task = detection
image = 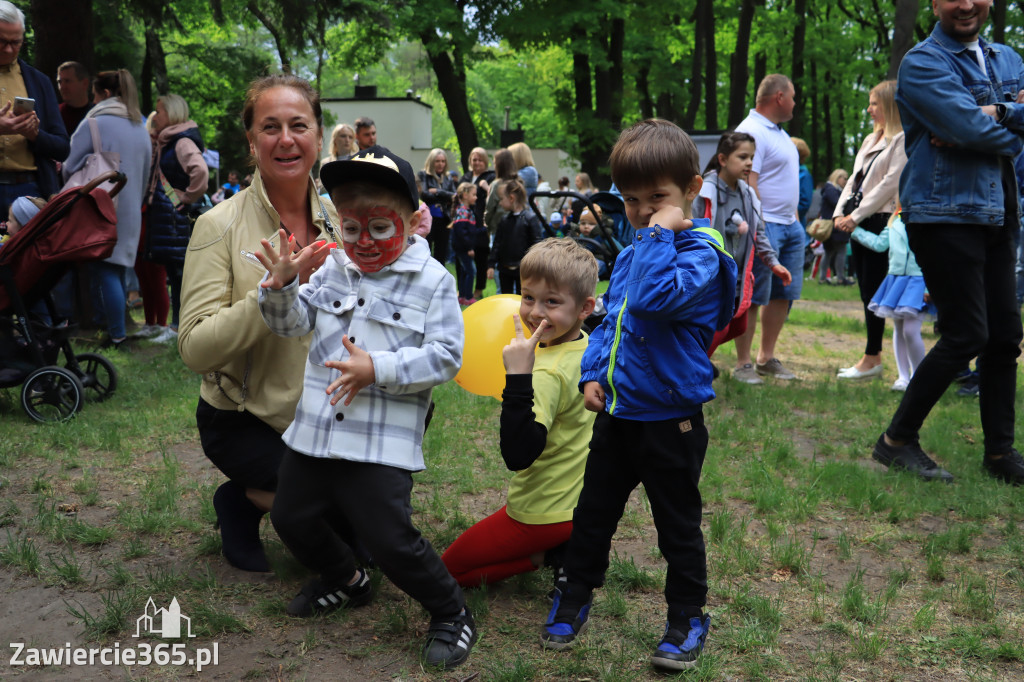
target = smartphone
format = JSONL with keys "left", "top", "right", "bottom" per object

{"left": 12, "top": 96, "right": 34, "bottom": 115}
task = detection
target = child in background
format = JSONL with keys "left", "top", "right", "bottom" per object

{"left": 539, "top": 119, "right": 737, "bottom": 672}
{"left": 443, "top": 238, "right": 598, "bottom": 589}
{"left": 549, "top": 211, "right": 564, "bottom": 236}
{"left": 255, "top": 146, "right": 476, "bottom": 671}
{"left": 0, "top": 196, "right": 44, "bottom": 247}
{"left": 451, "top": 182, "right": 481, "bottom": 305}
{"left": 851, "top": 208, "right": 933, "bottom": 392}
{"left": 693, "top": 132, "right": 790, "bottom": 371}
{"left": 576, "top": 206, "right": 609, "bottom": 277}
{"left": 488, "top": 178, "right": 544, "bottom": 295}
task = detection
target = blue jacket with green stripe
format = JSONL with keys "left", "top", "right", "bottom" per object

{"left": 580, "top": 218, "right": 737, "bottom": 420}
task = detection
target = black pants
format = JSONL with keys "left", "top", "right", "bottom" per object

{"left": 888, "top": 223, "right": 1022, "bottom": 455}
{"left": 271, "top": 449, "right": 464, "bottom": 619}
{"left": 498, "top": 267, "right": 521, "bottom": 295}
{"left": 196, "top": 398, "right": 284, "bottom": 492}
{"left": 564, "top": 410, "right": 709, "bottom": 610}
{"left": 850, "top": 213, "right": 890, "bottom": 355}
{"left": 427, "top": 216, "right": 450, "bottom": 265}
{"left": 473, "top": 235, "right": 490, "bottom": 292}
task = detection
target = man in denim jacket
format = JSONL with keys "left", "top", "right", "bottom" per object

{"left": 871, "top": 0, "right": 1024, "bottom": 484}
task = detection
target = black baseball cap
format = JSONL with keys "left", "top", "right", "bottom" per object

{"left": 320, "top": 145, "right": 419, "bottom": 212}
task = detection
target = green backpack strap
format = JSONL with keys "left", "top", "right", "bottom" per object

{"left": 693, "top": 226, "right": 734, "bottom": 260}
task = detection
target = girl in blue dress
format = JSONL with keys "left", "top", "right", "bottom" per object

{"left": 851, "top": 209, "right": 935, "bottom": 391}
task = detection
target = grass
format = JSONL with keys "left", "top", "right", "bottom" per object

{"left": 1, "top": 279, "right": 1023, "bottom": 679}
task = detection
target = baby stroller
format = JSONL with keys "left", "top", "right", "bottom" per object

{"left": 0, "top": 171, "right": 125, "bottom": 422}
{"left": 529, "top": 189, "right": 623, "bottom": 280}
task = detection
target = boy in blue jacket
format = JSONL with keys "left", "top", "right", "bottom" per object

{"left": 539, "top": 119, "right": 737, "bottom": 672}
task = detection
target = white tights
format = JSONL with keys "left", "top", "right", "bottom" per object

{"left": 892, "top": 316, "right": 926, "bottom": 384}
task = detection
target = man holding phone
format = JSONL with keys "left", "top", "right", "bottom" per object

{"left": 0, "top": 0, "right": 68, "bottom": 216}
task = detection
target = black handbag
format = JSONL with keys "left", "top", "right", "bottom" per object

{"left": 842, "top": 150, "right": 880, "bottom": 216}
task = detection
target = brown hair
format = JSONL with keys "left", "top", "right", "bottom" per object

{"left": 241, "top": 73, "right": 323, "bottom": 133}
{"left": 520, "top": 238, "right": 599, "bottom": 305}
{"left": 58, "top": 61, "right": 88, "bottom": 81}
{"left": 94, "top": 69, "right": 142, "bottom": 123}
{"left": 609, "top": 119, "right": 699, "bottom": 192}
{"left": 501, "top": 177, "right": 527, "bottom": 210}
{"left": 790, "top": 137, "right": 810, "bottom": 163}
{"left": 493, "top": 148, "right": 517, "bottom": 181}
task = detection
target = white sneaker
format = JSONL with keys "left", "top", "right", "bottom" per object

{"left": 151, "top": 327, "right": 179, "bottom": 344}
{"left": 891, "top": 377, "right": 909, "bottom": 392}
{"left": 134, "top": 325, "right": 163, "bottom": 338}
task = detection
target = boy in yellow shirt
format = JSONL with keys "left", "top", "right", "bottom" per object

{"left": 442, "top": 238, "right": 597, "bottom": 589}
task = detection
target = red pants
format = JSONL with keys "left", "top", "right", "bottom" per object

{"left": 134, "top": 256, "right": 168, "bottom": 326}
{"left": 441, "top": 505, "right": 572, "bottom": 588}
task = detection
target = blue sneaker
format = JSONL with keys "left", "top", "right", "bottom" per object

{"left": 650, "top": 614, "right": 711, "bottom": 671}
{"left": 540, "top": 584, "right": 592, "bottom": 650}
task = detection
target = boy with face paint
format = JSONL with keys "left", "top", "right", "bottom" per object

{"left": 255, "top": 146, "right": 476, "bottom": 671}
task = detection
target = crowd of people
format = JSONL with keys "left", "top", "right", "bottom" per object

{"left": 5, "top": 0, "right": 1023, "bottom": 674}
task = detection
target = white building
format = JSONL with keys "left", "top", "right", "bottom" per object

{"left": 320, "top": 94, "right": 576, "bottom": 184}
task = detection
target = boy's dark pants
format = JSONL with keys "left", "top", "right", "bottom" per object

{"left": 271, "top": 449, "right": 465, "bottom": 619}
{"left": 564, "top": 410, "right": 709, "bottom": 611}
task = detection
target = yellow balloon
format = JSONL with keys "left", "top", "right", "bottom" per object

{"left": 455, "top": 294, "right": 527, "bottom": 399}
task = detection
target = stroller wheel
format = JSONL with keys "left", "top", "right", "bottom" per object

{"left": 70, "top": 353, "right": 118, "bottom": 402}
{"left": 21, "top": 366, "right": 85, "bottom": 423}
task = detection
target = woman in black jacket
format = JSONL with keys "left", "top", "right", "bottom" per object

{"left": 487, "top": 178, "right": 543, "bottom": 295}
{"left": 418, "top": 148, "right": 457, "bottom": 265}
{"left": 459, "top": 147, "right": 495, "bottom": 299}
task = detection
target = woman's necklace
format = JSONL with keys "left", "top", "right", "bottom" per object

{"left": 280, "top": 221, "right": 311, "bottom": 252}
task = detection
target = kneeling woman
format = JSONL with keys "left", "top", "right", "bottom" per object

{"left": 178, "top": 74, "right": 335, "bottom": 571}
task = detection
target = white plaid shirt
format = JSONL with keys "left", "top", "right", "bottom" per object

{"left": 258, "top": 236, "right": 464, "bottom": 471}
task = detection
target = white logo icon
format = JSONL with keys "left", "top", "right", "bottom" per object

{"left": 134, "top": 597, "right": 195, "bottom": 639}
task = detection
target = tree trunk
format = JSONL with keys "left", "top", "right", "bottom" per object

{"left": 637, "top": 63, "right": 653, "bottom": 121}
{"left": 419, "top": 32, "right": 478, "bottom": 171}
{"left": 314, "top": 9, "right": 326, "bottom": 92}
{"left": 702, "top": 0, "right": 717, "bottom": 130}
{"left": 887, "top": 0, "right": 919, "bottom": 79}
{"left": 991, "top": 0, "right": 1006, "bottom": 44}
{"left": 144, "top": 22, "right": 168, "bottom": 99}
{"left": 248, "top": 1, "right": 290, "bottom": 71}
{"left": 728, "top": 0, "right": 756, "bottom": 128}
{"left": 655, "top": 92, "right": 676, "bottom": 123}
{"left": 753, "top": 52, "right": 766, "bottom": 99}
{"left": 810, "top": 59, "right": 819, "bottom": 179}
{"left": 682, "top": 0, "right": 705, "bottom": 129}
{"left": 789, "top": 0, "right": 807, "bottom": 137}
{"left": 607, "top": 17, "right": 624, "bottom": 134}
{"left": 29, "top": 0, "right": 93, "bottom": 91}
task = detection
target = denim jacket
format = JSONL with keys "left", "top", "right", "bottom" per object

{"left": 895, "top": 24, "right": 1024, "bottom": 227}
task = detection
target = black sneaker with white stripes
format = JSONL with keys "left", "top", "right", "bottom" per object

{"left": 422, "top": 606, "right": 477, "bottom": 670}
{"left": 286, "top": 568, "right": 372, "bottom": 617}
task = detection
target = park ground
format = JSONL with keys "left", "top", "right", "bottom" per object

{"left": 1, "top": 278, "right": 1023, "bottom": 681}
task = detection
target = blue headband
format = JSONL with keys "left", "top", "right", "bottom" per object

{"left": 11, "top": 197, "right": 40, "bottom": 228}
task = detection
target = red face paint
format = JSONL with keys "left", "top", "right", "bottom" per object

{"left": 339, "top": 206, "right": 407, "bottom": 272}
